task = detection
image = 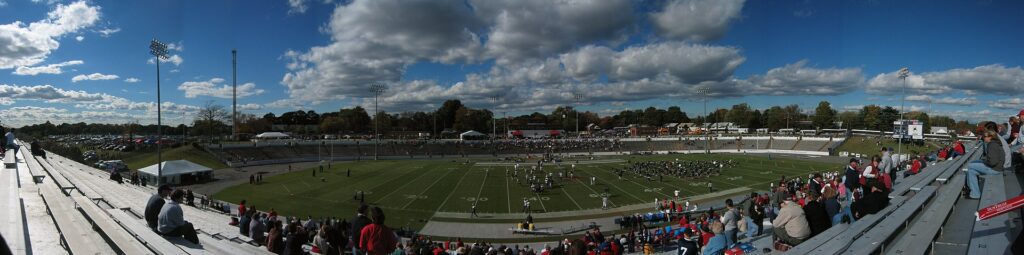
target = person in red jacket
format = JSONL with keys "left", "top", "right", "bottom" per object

{"left": 905, "top": 155, "right": 923, "bottom": 178}
{"left": 359, "top": 207, "right": 397, "bottom": 255}
{"left": 237, "top": 200, "right": 247, "bottom": 217}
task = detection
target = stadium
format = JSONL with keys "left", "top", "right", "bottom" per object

{"left": 2, "top": 1, "right": 1023, "bottom": 255}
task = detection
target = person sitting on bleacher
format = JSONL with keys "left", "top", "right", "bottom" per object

{"left": 772, "top": 198, "right": 810, "bottom": 246}
{"left": 966, "top": 130, "right": 1006, "bottom": 199}
{"left": 145, "top": 185, "right": 172, "bottom": 230}
{"left": 250, "top": 213, "right": 266, "bottom": 245}
{"left": 852, "top": 181, "right": 890, "bottom": 219}
{"left": 701, "top": 221, "right": 727, "bottom": 255}
{"left": 158, "top": 189, "right": 200, "bottom": 244}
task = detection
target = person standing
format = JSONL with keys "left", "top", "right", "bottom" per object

{"left": 471, "top": 203, "right": 479, "bottom": 218}
{"left": 359, "top": 207, "right": 398, "bottom": 255}
{"left": 157, "top": 189, "right": 200, "bottom": 244}
{"left": 145, "top": 185, "right": 172, "bottom": 230}
{"left": 720, "top": 199, "right": 738, "bottom": 247}
{"left": 350, "top": 205, "right": 371, "bottom": 255}
{"left": 4, "top": 128, "right": 16, "bottom": 160}
{"left": 879, "top": 147, "right": 892, "bottom": 185}
{"left": 602, "top": 196, "right": 609, "bottom": 210}
{"left": 748, "top": 193, "right": 765, "bottom": 236}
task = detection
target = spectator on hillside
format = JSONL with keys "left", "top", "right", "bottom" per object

{"left": 967, "top": 130, "right": 1006, "bottom": 199}
{"left": 719, "top": 199, "right": 738, "bottom": 247}
{"left": 360, "top": 206, "right": 398, "bottom": 255}
{"left": 250, "top": 213, "right": 266, "bottom": 245}
{"left": 773, "top": 199, "right": 810, "bottom": 246}
{"left": 852, "top": 182, "right": 890, "bottom": 219}
{"left": 350, "top": 204, "right": 372, "bottom": 255}
{"left": 157, "top": 189, "right": 200, "bottom": 244}
{"left": 701, "top": 221, "right": 726, "bottom": 255}
{"left": 145, "top": 185, "right": 172, "bottom": 230}
{"left": 802, "top": 191, "right": 831, "bottom": 237}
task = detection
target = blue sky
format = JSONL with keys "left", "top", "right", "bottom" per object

{"left": 1, "top": 0, "right": 1023, "bottom": 127}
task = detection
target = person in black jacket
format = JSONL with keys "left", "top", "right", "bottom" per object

{"left": 145, "top": 185, "right": 172, "bottom": 230}
{"left": 349, "top": 204, "right": 371, "bottom": 255}
{"left": 802, "top": 191, "right": 831, "bottom": 237}
{"left": 747, "top": 193, "right": 765, "bottom": 236}
{"left": 852, "top": 182, "right": 890, "bottom": 219}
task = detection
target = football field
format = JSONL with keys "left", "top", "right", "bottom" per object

{"left": 214, "top": 153, "right": 840, "bottom": 230}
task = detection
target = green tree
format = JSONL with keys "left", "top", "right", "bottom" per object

{"left": 812, "top": 101, "right": 837, "bottom": 129}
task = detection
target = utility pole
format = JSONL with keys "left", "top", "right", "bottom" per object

{"left": 491, "top": 95, "right": 499, "bottom": 139}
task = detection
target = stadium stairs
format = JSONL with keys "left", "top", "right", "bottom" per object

{"left": 0, "top": 140, "right": 275, "bottom": 255}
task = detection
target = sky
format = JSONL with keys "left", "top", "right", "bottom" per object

{"left": 1, "top": 0, "right": 1023, "bottom": 127}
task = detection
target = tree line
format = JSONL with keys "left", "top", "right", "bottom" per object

{"left": 11, "top": 100, "right": 974, "bottom": 138}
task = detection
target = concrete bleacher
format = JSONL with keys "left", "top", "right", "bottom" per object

{"left": 784, "top": 142, "right": 985, "bottom": 255}
{"left": 42, "top": 151, "right": 270, "bottom": 254}
{"left": 1, "top": 140, "right": 275, "bottom": 255}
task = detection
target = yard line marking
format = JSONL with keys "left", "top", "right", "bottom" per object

{"left": 533, "top": 192, "right": 548, "bottom": 212}
{"left": 472, "top": 168, "right": 489, "bottom": 205}
{"left": 401, "top": 167, "right": 457, "bottom": 209}
{"left": 578, "top": 168, "right": 644, "bottom": 202}
{"left": 374, "top": 167, "right": 433, "bottom": 203}
{"left": 570, "top": 174, "right": 617, "bottom": 208}
{"left": 505, "top": 167, "right": 512, "bottom": 213}
{"left": 561, "top": 185, "right": 584, "bottom": 210}
{"left": 434, "top": 168, "right": 473, "bottom": 212}
{"left": 299, "top": 180, "right": 312, "bottom": 187}
{"left": 281, "top": 184, "right": 292, "bottom": 194}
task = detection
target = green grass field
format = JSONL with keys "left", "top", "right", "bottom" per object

{"left": 214, "top": 154, "right": 840, "bottom": 231}
{"left": 836, "top": 136, "right": 941, "bottom": 157}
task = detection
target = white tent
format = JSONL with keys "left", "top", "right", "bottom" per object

{"left": 138, "top": 160, "right": 214, "bottom": 185}
{"left": 459, "top": 130, "right": 487, "bottom": 140}
{"left": 255, "top": 132, "right": 290, "bottom": 139}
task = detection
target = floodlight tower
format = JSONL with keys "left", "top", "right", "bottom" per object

{"left": 369, "top": 84, "right": 386, "bottom": 160}
{"left": 898, "top": 67, "right": 910, "bottom": 166}
{"left": 490, "top": 95, "right": 499, "bottom": 139}
{"left": 149, "top": 39, "right": 169, "bottom": 186}
{"left": 698, "top": 87, "right": 710, "bottom": 154}
{"left": 232, "top": 49, "right": 238, "bottom": 141}
{"left": 574, "top": 92, "right": 583, "bottom": 138}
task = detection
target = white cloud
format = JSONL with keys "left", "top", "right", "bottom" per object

{"left": 650, "top": 0, "right": 746, "bottom": 41}
{"left": 178, "top": 78, "right": 265, "bottom": 99}
{"left": 124, "top": 77, "right": 140, "bottom": 83}
{"left": 238, "top": 103, "right": 262, "bottom": 111}
{"left": 741, "top": 60, "right": 863, "bottom": 96}
{"left": 0, "top": 84, "right": 203, "bottom": 126}
{"left": 147, "top": 54, "right": 183, "bottom": 66}
{"left": 288, "top": 0, "right": 308, "bottom": 14}
{"left": 75, "top": 35, "right": 83, "bottom": 41}
{"left": 166, "top": 41, "right": 184, "bottom": 52}
{"left": 12, "top": 59, "right": 83, "bottom": 75}
{"left": 867, "top": 65, "right": 1024, "bottom": 96}
{"left": 0, "top": 97, "right": 13, "bottom": 105}
{"left": 71, "top": 72, "right": 118, "bottom": 82}
{"left": 0, "top": 1, "right": 101, "bottom": 69}
{"left": 96, "top": 27, "right": 119, "bottom": 37}
{"left": 991, "top": 98, "right": 1024, "bottom": 110}
{"left": 474, "top": 0, "right": 635, "bottom": 64}
{"left": 903, "top": 95, "right": 977, "bottom": 106}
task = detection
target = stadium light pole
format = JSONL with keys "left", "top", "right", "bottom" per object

{"left": 898, "top": 67, "right": 910, "bottom": 165}
{"left": 698, "top": 87, "right": 710, "bottom": 154}
{"left": 574, "top": 92, "right": 583, "bottom": 138}
{"left": 149, "top": 39, "right": 169, "bottom": 186}
{"left": 232, "top": 49, "right": 237, "bottom": 142}
{"left": 369, "top": 84, "right": 386, "bottom": 160}
{"left": 491, "top": 95, "right": 499, "bottom": 139}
